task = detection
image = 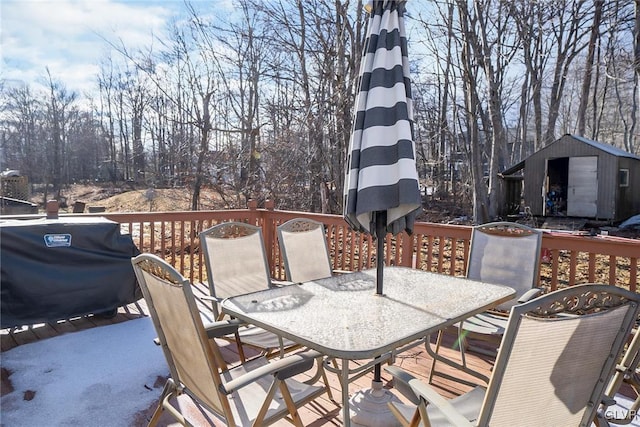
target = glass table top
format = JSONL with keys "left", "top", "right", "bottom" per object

{"left": 222, "top": 266, "right": 515, "bottom": 359}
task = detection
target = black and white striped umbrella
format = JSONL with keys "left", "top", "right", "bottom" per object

{"left": 344, "top": 0, "right": 421, "bottom": 292}
{"left": 344, "top": 0, "right": 420, "bottom": 238}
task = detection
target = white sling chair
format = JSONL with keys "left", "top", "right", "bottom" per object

{"left": 131, "top": 253, "right": 332, "bottom": 427}
{"left": 427, "top": 221, "right": 543, "bottom": 383}
{"left": 387, "top": 283, "right": 640, "bottom": 427}
{"left": 277, "top": 218, "right": 335, "bottom": 283}
{"left": 200, "top": 221, "right": 298, "bottom": 362}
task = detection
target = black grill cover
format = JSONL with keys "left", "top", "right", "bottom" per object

{"left": 1, "top": 217, "right": 141, "bottom": 328}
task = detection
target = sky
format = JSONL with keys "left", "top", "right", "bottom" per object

{"left": 0, "top": 0, "right": 199, "bottom": 99}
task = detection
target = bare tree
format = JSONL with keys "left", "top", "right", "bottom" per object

{"left": 631, "top": 0, "right": 639, "bottom": 152}
{"left": 507, "top": 1, "right": 550, "bottom": 152}
{"left": 44, "top": 68, "right": 77, "bottom": 199}
{"left": 543, "top": 1, "right": 593, "bottom": 145}
{"left": 577, "top": 0, "right": 603, "bottom": 135}
{"left": 463, "top": 0, "right": 520, "bottom": 218}
{"left": 4, "top": 0, "right": 639, "bottom": 219}
{"left": 97, "top": 57, "right": 122, "bottom": 183}
{"left": 0, "top": 84, "right": 45, "bottom": 182}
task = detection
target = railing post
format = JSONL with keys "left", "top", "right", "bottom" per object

{"left": 46, "top": 200, "right": 59, "bottom": 219}
{"left": 247, "top": 199, "right": 259, "bottom": 226}
{"left": 262, "top": 200, "right": 277, "bottom": 278}
{"left": 400, "top": 232, "right": 414, "bottom": 267}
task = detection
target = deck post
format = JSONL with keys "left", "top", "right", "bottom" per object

{"left": 46, "top": 200, "right": 59, "bottom": 219}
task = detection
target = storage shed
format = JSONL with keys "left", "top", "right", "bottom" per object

{"left": 500, "top": 134, "right": 640, "bottom": 222}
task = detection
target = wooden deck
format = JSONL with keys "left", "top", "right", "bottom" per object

{"left": 1, "top": 282, "right": 635, "bottom": 426}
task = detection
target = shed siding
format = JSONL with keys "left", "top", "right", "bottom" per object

{"left": 618, "top": 157, "right": 640, "bottom": 219}
{"left": 523, "top": 135, "right": 620, "bottom": 219}
{"left": 523, "top": 157, "right": 544, "bottom": 215}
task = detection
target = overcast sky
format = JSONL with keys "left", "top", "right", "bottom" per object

{"left": 1, "top": 0, "right": 199, "bottom": 99}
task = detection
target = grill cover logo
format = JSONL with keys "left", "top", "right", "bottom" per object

{"left": 44, "top": 234, "right": 72, "bottom": 247}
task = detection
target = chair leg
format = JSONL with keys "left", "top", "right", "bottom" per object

{"left": 458, "top": 323, "right": 468, "bottom": 369}
{"left": 147, "top": 381, "right": 173, "bottom": 427}
{"left": 424, "top": 329, "right": 490, "bottom": 385}
{"left": 253, "top": 378, "right": 304, "bottom": 427}
{"left": 234, "top": 331, "right": 248, "bottom": 363}
{"left": 279, "top": 381, "right": 305, "bottom": 427}
{"left": 148, "top": 379, "right": 191, "bottom": 427}
{"left": 302, "top": 356, "right": 336, "bottom": 403}
{"left": 428, "top": 327, "right": 470, "bottom": 383}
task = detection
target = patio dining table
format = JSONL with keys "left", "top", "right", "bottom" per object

{"left": 221, "top": 266, "right": 515, "bottom": 426}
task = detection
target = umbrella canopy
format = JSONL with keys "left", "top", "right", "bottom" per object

{"left": 344, "top": 0, "right": 421, "bottom": 242}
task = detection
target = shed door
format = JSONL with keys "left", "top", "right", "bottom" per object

{"left": 567, "top": 156, "right": 598, "bottom": 217}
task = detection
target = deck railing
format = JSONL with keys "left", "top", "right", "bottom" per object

{"left": 5, "top": 203, "right": 638, "bottom": 292}
{"left": 99, "top": 204, "right": 639, "bottom": 292}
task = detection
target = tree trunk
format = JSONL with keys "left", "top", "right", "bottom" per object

{"left": 577, "top": 0, "right": 603, "bottom": 135}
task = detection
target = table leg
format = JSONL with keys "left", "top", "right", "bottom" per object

{"left": 341, "top": 358, "right": 351, "bottom": 427}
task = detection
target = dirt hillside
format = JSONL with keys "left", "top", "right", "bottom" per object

{"left": 30, "top": 184, "right": 230, "bottom": 213}
{"left": 35, "top": 184, "right": 468, "bottom": 223}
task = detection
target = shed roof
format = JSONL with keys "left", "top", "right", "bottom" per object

{"left": 568, "top": 135, "right": 640, "bottom": 160}
{"left": 500, "top": 160, "right": 524, "bottom": 176}
{"left": 501, "top": 134, "right": 640, "bottom": 176}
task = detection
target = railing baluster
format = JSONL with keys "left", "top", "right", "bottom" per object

{"left": 550, "top": 249, "right": 560, "bottom": 291}
{"left": 170, "top": 221, "right": 176, "bottom": 265}
{"left": 179, "top": 221, "right": 185, "bottom": 276}
{"left": 6, "top": 209, "right": 632, "bottom": 292}
{"left": 588, "top": 253, "right": 596, "bottom": 282}
{"left": 437, "top": 236, "right": 444, "bottom": 274}
{"left": 449, "top": 238, "right": 457, "bottom": 276}
{"left": 569, "top": 251, "right": 577, "bottom": 287}
{"left": 427, "top": 235, "right": 434, "bottom": 271}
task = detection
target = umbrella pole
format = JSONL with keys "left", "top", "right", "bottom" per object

{"left": 374, "top": 211, "right": 386, "bottom": 383}
{"left": 375, "top": 211, "right": 385, "bottom": 296}
{"left": 350, "top": 216, "right": 402, "bottom": 427}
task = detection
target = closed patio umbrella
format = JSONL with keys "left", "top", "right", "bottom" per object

{"left": 344, "top": 0, "right": 421, "bottom": 296}
{"left": 343, "top": 1, "right": 421, "bottom": 425}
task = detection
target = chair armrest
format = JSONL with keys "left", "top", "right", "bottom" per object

{"left": 203, "top": 319, "right": 243, "bottom": 339}
{"left": 219, "top": 349, "right": 322, "bottom": 394}
{"left": 518, "top": 287, "right": 544, "bottom": 304}
{"left": 271, "top": 279, "right": 296, "bottom": 287}
{"left": 385, "top": 366, "right": 474, "bottom": 427}
{"left": 385, "top": 365, "right": 421, "bottom": 404}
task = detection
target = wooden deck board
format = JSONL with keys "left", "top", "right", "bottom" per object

{"left": 2, "top": 281, "right": 637, "bottom": 426}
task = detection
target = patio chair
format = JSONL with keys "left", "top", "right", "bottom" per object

{"left": 386, "top": 283, "right": 640, "bottom": 427}
{"left": 131, "top": 253, "right": 331, "bottom": 427}
{"left": 597, "top": 324, "right": 640, "bottom": 426}
{"left": 200, "top": 221, "right": 299, "bottom": 362}
{"left": 427, "top": 221, "right": 543, "bottom": 383}
{"left": 277, "top": 218, "right": 336, "bottom": 283}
